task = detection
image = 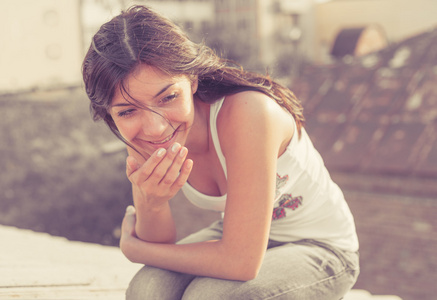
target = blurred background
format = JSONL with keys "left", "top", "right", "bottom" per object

{"left": 1, "top": 0, "right": 436, "bottom": 299}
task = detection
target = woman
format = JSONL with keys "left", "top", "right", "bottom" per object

{"left": 82, "top": 5, "right": 359, "bottom": 299}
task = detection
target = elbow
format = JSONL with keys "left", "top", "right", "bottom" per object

{"left": 229, "top": 259, "right": 262, "bottom": 281}
{"left": 236, "top": 269, "right": 259, "bottom": 282}
{"left": 217, "top": 240, "right": 265, "bottom": 281}
{"left": 233, "top": 266, "right": 260, "bottom": 282}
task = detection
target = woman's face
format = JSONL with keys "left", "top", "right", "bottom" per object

{"left": 110, "top": 65, "right": 198, "bottom": 158}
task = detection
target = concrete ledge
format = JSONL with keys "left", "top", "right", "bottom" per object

{"left": 1, "top": 225, "right": 140, "bottom": 299}
{"left": 344, "top": 289, "right": 403, "bottom": 300}
{"left": 1, "top": 225, "right": 402, "bottom": 299}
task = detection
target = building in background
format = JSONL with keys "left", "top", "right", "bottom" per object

{"left": 82, "top": 0, "right": 215, "bottom": 45}
{"left": 81, "top": 0, "right": 125, "bottom": 55}
{"left": 0, "top": 0, "right": 82, "bottom": 93}
{"left": 207, "top": 0, "right": 315, "bottom": 75}
{"left": 1, "top": 0, "right": 437, "bottom": 93}
{"left": 136, "top": 0, "right": 214, "bottom": 43}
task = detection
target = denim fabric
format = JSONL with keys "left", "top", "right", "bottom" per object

{"left": 126, "top": 221, "right": 359, "bottom": 300}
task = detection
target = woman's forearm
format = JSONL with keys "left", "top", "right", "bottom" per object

{"left": 134, "top": 202, "right": 177, "bottom": 244}
{"left": 122, "top": 237, "right": 262, "bottom": 281}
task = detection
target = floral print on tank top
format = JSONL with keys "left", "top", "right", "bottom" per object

{"left": 272, "top": 173, "right": 303, "bottom": 220}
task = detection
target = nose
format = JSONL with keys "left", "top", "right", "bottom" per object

{"left": 140, "top": 109, "right": 168, "bottom": 139}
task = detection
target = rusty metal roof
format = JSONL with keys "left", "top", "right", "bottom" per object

{"left": 290, "top": 27, "right": 437, "bottom": 178}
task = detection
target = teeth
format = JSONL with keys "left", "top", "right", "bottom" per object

{"left": 150, "top": 133, "right": 173, "bottom": 144}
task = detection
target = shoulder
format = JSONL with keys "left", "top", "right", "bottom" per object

{"left": 217, "top": 90, "right": 293, "bottom": 135}
{"left": 218, "top": 91, "right": 279, "bottom": 120}
{"left": 216, "top": 91, "right": 294, "bottom": 155}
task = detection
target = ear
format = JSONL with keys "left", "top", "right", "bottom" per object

{"left": 191, "top": 77, "right": 198, "bottom": 94}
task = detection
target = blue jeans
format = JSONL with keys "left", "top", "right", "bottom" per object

{"left": 126, "top": 220, "right": 359, "bottom": 300}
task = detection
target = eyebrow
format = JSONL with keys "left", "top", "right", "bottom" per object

{"left": 154, "top": 83, "right": 174, "bottom": 99}
{"left": 112, "top": 83, "right": 175, "bottom": 108}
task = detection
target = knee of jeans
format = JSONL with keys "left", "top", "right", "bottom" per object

{"left": 126, "top": 266, "right": 195, "bottom": 300}
{"left": 126, "top": 266, "right": 169, "bottom": 300}
{"left": 126, "top": 266, "right": 154, "bottom": 300}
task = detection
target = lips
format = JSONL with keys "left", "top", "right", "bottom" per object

{"left": 145, "top": 125, "right": 181, "bottom": 148}
{"left": 149, "top": 131, "right": 176, "bottom": 144}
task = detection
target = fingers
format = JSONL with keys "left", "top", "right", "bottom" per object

{"left": 159, "top": 148, "right": 193, "bottom": 194}
{"left": 147, "top": 144, "right": 180, "bottom": 184}
{"left": 171, "top": 158, "right": 193, "bottom": 191}
{"left": 159, "top": 144, "right": 188, "bottom": 185}
{"left": 126, "top": 155, "right": 141, "bottom": 177}
{"left": 127, "top": 143, "right": 192, "bottom": 191}
{"left": 126, "top": 147, "right": 166, "bottom": 183}
{"left": 144, "top": 143, "right": 189, "bottom": 185}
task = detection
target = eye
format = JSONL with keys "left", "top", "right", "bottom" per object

{"left": 117, "top": 108, "right": 136, "bottom": 118}
{"left": 160, "top": 93, "right": 178, "bottom": 104}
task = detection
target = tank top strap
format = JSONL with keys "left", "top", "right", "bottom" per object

{"left": 209, "top": 97, "right": 227, "bottom": 179}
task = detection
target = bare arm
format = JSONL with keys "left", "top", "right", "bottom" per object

{"left": 120, "top": 92, "right": 293, "bottom": 280}
{"left": 121, "top": 208, "right": 253, "bottom": 280}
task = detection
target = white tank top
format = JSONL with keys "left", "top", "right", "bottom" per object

{"left": 182, "top": 97, "right": 359, "bottom": 252}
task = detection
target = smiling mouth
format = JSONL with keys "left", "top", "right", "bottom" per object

{"left": 148, "top": 126, "right": 180, "bottom": 145}
{"left": 149, "top": 134, "right": 174, "bottom": 144}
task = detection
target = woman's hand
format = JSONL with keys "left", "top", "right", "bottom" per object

{"left": 125, "top": 143, "right": 193, "bottom": 243}
{"left": 120, "top": 205, "right": 140, "bottom": 262}
{"left": 126, "top": 143, "right": 193, "bottom": 211}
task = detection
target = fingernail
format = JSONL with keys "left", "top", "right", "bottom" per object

{"left": 171, "top": 143, "right": 181, "bottom": 153}
{"left": 157, "top": 148, "right": 166, "bottom": 157}
{"left": 179, "top": 147, "right": 187, "bottom": 157}
{"left": 126, "top": 205, "right": 135, "bottom": 214}
{"left": 185, "top": 159, "right": 193, "bottom": 169}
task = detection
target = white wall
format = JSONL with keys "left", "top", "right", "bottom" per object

{"left": 81, "top": 0, "right": 215, "bottom": 70}
{"left": 136, "top": 0, "right": 214, "bottom": 22}
{"left": 0, "top": 0, "right": 213, "bottom": 94}
{"left": 0, "top": 0, "right": 82, "bottom": 93}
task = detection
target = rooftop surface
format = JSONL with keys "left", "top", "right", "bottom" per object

{"left": 291, "top": 27, "right": 437, "bottom": 181}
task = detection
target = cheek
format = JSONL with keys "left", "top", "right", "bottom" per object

{"left": 113, "top": 119, "right": 140, "bottom": 141}
{"left": 183, "top": 99, "right": 196, "bottom": 122}
{"left": 168, "top": 103, "right": 194, "bottom": 124}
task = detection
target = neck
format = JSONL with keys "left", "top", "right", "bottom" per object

{"left": 185, "top": 97, "right": 210, "bottom": 154}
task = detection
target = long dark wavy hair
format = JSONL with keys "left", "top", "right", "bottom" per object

{"left": 82, "top": 5, "right": 305, "bottom": 145}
